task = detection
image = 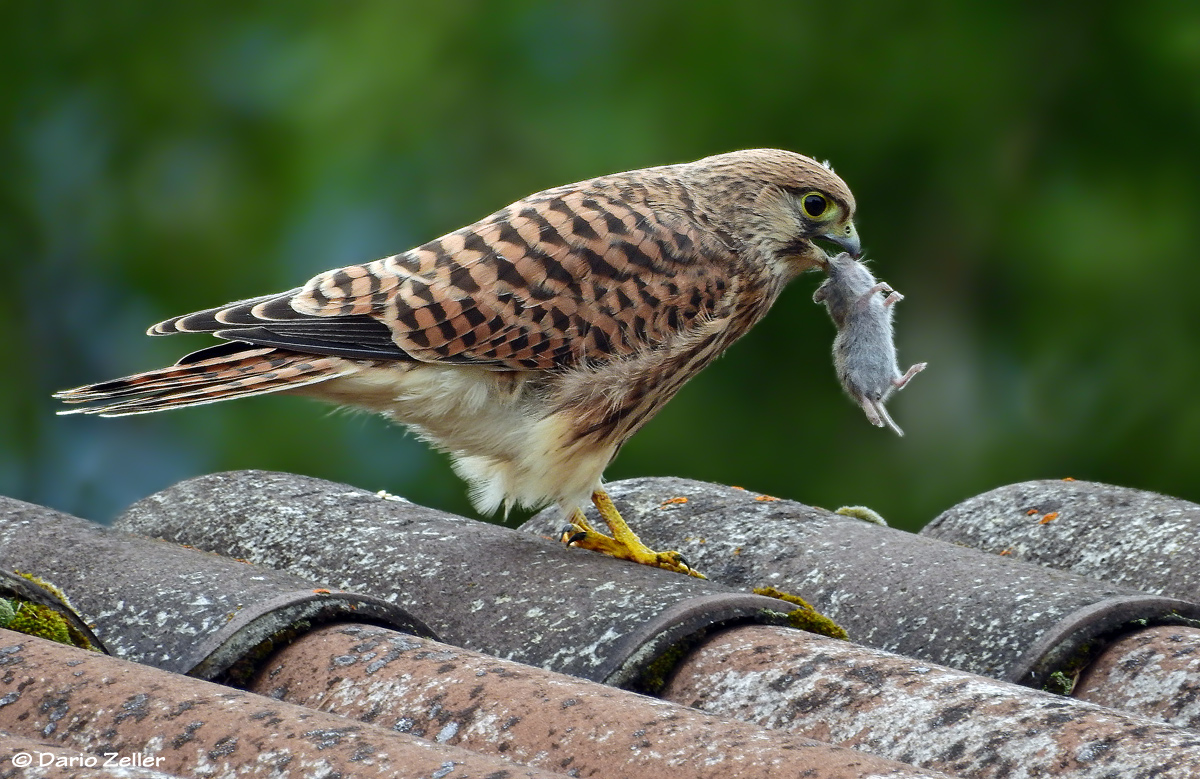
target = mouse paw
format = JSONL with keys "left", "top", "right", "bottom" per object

{"left": 893, "top": 362, "right": 927, "bottom": 389}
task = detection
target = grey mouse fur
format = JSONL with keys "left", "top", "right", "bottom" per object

{"left": 813, "top": 253, "right": 926, "bottom": 436}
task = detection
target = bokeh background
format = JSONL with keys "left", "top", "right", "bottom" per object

{"left": 5, "top": 2, "right": 1200, "bottom": 531}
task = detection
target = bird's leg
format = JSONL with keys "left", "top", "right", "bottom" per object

{"left": 592, "top": 490, "right": 706, "bottom": 579}
{"left": 560, "top": 490, "right": 706, "bottom": 579}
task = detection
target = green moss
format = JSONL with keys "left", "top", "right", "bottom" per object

{"left": 1045, "top": 670, "right": 1076, "bottom": 696}
{"left": 63, "top": 621, "right": 99, "bottom": 652}
{"left": 632, "top": 641, "right": 692, "bottom": 695}
{"left": 1, "top": 574, "right": 98, "bottom": 651}
{"left": 1039, "top": 639, "right": 1092, "bottom": 695}
{"left": 1164, "top": 611, "right": 1200, "bottom": 629}
{"left": 754, "top": 586, "right": 849, "bottom": 640}
{"left": 8, "top": 602, "right": 73, "bottom": 646}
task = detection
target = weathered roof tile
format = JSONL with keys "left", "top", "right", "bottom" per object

{"left": 4, "top": 470, "right": 1200, "bottom": 777}
{"left": 0, "top": 495, "right": 430, "bottom": 679}
{"left": 0, "top": 629, "right": 566, "bottom": 778}
{"left": 114, "top": 470, "right": 793, "bottom": 688}
{"left": 535, "top": 476, "right": 1200, "bottom": 691}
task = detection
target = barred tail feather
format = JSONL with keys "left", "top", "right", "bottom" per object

{"left": 54, "top": 345, "right": 356, "bottom": 417}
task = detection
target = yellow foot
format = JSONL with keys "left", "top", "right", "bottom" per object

{"left": 560, "top": 490, "right": 706, "bottom": 579}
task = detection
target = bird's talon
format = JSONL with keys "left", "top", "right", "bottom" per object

{"left": 556, "top": 491, "right": 708, "bottom": 578}
{"left": 663, "top": 552, "right": 707, "bottom": 579}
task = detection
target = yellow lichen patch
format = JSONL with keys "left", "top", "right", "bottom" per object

{"left": 754, "top": 495, "right": 780, "bottom": 502}
{"left": 659, "top": 496, "right": 688, "bottom": 508}
{"left": 754, "top": 586, "right": 848, "bottom": 641}
{"left": 834, "top": 505, "right": 888, "bottom": 526}
{"left": 1039, "top": 512, "right": 1059, "bottom": 525}
{"left": 16, "top": 572, "right": 75, "bottom": 612}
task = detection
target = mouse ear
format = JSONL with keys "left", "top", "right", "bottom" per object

{"left": 813, "top": 280, "right": 831, "bottom": 303}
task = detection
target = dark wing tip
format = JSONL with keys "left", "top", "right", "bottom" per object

{"left": 147, "top": 289, "right": 306, "bottom": 336}
{"left": 213, "top": 316, "right": 413, "bottom": 361}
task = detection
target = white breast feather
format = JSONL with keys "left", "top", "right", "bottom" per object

{"left": 312, "top": 362, "right": 614, "bottom": 516}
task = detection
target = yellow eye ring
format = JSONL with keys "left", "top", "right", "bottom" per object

{"left": 801, "top": 193, "right": 828, "bottom": 218}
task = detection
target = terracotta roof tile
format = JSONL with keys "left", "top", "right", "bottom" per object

{"left": 925, "top": 478, "right": 1200, "bottom": 729}
{"left": 923, "top": 479, "right": 1200, "bottom": 605}
{"left": 2, "top": 471, "right": 1200, "bottom": 777}
{"left": 534, "top": 476, "right": 1200, "bottom": 691}
{"left": 247, "top": 622, "right": 949, "bottom": 779}
{"left": 113, "top": 470, "right": 793, "bottom": 688}
{"left": 0, "top": 495, "right": 430, "bottom": 680}
{"left": 0, "top": 628, "right": 564, "bottom": 778}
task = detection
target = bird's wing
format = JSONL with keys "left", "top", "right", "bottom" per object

{"left": 153, "top": 186, "right": 739, "bottom": 370}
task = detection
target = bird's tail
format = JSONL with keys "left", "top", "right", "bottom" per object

{"left": 54, "top": 344, "right": 355, "bottom": 417}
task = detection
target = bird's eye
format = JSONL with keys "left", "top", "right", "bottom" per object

{"left": 802, "top": 193, "right": 828, "bottom": 218}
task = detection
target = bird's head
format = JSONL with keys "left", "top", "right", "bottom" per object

{"left": 692, "top": 149, "right": 860, "bottom": 278}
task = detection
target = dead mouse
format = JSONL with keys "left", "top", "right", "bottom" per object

{"left": 813, "top": 253, "right": 926, "bottom": 436}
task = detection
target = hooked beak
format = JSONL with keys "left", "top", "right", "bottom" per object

{"left": 819, "top": 221, "right": 862, "bottom": 259}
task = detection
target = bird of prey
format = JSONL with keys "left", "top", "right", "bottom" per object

{"left": 56, "top": 149, "right": 860, "bottom": 579}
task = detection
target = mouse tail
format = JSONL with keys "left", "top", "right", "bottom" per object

{"left": 868, "top": 399, "right": 904, "bottom": 436}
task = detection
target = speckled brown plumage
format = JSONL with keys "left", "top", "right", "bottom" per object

{"left": 56, "top": 149, "right": 860, "bottom": 577}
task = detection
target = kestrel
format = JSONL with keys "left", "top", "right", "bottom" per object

{"left": 56, "top": 149, "right": 860, "bottom": 578}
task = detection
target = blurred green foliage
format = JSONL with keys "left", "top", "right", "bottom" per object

{"left": 4, "top": 1, "right": 1200, "bottom": 531}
